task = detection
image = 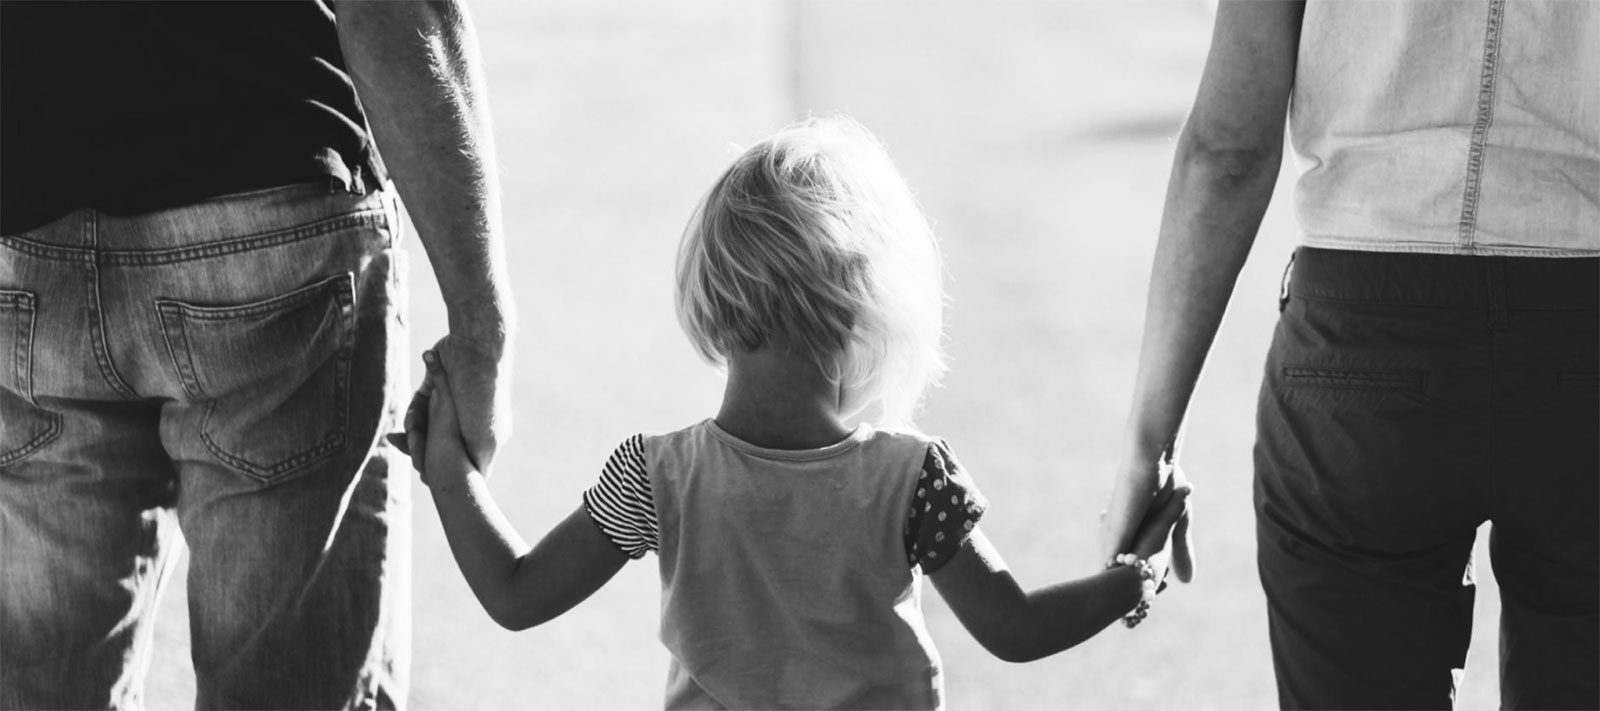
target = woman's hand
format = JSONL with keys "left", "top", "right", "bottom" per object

{"left": 1101, "top": 450, "right": 1194, "bottom": 582}
{"left": 1127, "top": 466, "right": 1193, "bottom": 584}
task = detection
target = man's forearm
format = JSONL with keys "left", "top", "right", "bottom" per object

{"left": 1121, "top": 129, "right": 1281, "bottom": 464}
{"left": 337, "top": 0, "right": 514, "bottom": 345}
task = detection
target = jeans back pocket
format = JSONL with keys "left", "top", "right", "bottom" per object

{"left": 0, "top": 290, "right": 62, "bottom": 465}
{"left": 157, "top": 273, "right": 355, "bottom": 483}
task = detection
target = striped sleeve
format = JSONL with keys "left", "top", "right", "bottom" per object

{"left": 582, "top": 435, "right": 659, "bottom": 559}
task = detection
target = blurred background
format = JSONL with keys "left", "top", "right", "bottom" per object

{"left": 150, "top": 1, "right": 1507, "bottom": 708}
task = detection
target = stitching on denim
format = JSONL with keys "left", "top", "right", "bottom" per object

{"left": 0, "top": 292, "right": 62, "bottom": 466}
{"left": 103, "top": 212, "right": 388, "bottom": 266}
{"left": 154, "top": 273, "right": 355, "bottom": 322}
{"left": 0, "top": 211, "right": 385, "bottom": 265}
{"left": 0, "top": 291, "right": 34, "bottom": 397}
{"left": 1281, "top": 366, "right": 1427, "bottom": 392}
{"left": 84, "top": 213, "right": 139, "bottom": 400}
{"left": 154, "top": 302, "right": 207, "bottom": 401}
{"left": 1458, "top": 0, "right": 1506, "bottom": 251}
{"left": 17, "top": 297, "right": 32, "bottom": 403}
{"left": 176, "top": 275, "right": 356, "bottom": 483}
{"left": 1301, "top": 233, "right": 1600, "bottom": 258}
{"left": 199, "top": 397, "right": 347, "bottom": 482}
{"left": 0, "top": 236, "right": 94, "bottom": 263}
{"left": 0, "top": 413, "right": 61, "bottom": 467}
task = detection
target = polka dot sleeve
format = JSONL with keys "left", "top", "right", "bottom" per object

{"left": 905, "top": 439, "right": 988, "bottom": 573}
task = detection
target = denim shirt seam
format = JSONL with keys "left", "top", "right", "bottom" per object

{"left": 1458, "top": 0, "right": 1507, "bottom": 251}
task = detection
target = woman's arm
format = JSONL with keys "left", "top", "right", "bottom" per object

{"left": 1099, "top": 0, "right": 1304, "bottom": 578}
{"left": 420, "top": 354, "right": 628, "bottom": 631}
{"left": 932, "top": 481, "right": 1190, "bottom": 662}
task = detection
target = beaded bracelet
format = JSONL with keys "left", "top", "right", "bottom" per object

{"left": 1110, "top": 553, "right": 1159, "bottom": 628}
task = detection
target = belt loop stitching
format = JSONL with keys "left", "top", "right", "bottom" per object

{"left": 1458, "top": 0, "right": 1506, "bottom": 252}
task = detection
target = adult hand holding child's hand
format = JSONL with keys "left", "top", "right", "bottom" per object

{"left": 1101, "top": 449, "right": 1195, "bottom": 583}
{"left": 411, "top": 350, "right": 479, "bottom": 489}
{"left": 398, "top": 350, "right": 478, "bottom": 488}
{"left": 430, "top": 332, "right": 511, "bottom": 472}
{"left": 1128, "top": 468, "right": 1193, "bottom": 586}
{"left": 390, "top": 333, "right": 511, "bottom": 475}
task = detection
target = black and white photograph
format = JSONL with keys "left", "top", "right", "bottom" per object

{"left": 1, "top": 1, "right": 1596, "bottom": 709}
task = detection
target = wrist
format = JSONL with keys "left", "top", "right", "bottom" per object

{"left": 1119, "top": 407, "right": 1183, "bottom": 459}
{"left": 446, "top": 311, "right": 515, "bottom": 357}
{"left": 426, "top": 468, "right": 484, "bottom": 496}
{"left": 445, "top": 289, "right": 516, "bottom": 346}
{"left": 1108, "top": 553, "right": 1162, "bottom": 628}
{"left": 1117, "top": 430, "right": 1180, "bottom": 478}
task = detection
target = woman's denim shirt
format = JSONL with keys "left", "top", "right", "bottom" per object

{"left": 1290, "top": 0, "right": 1599, "bottom": 256}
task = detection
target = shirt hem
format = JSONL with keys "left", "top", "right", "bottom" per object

{"left": 1300, "top": 234, "right": 1600, "bottom": 258}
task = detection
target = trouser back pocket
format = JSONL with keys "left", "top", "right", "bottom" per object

{"left": 157, "top": 272, "right": 355, "bottom": 483}
{"left": 0, "top": 290, "right": 61, "bottom": 465}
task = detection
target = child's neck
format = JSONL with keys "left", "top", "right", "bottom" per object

{"left": 715, "top": 343, "right": 854, "bottom": 451}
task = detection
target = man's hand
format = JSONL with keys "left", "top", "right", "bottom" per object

{"left": 432, "top": 332, "right": 511, "bottom": 473}
{"left": 391, "top": 334, "right": 510, "bottom": 473}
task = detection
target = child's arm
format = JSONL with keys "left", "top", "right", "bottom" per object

{"left": 418, "top": 352, "right": 629, "bottom": 631}
{"left": 929, "top": 478, "right": 1190, "bottom": 663}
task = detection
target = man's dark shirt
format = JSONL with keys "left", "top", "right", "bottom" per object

{"left": 1, "top": 1, "right": 383, "bottom": 234}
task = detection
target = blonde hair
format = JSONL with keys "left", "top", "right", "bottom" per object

{"left": 675, "top": 116, "right": 946, "bottom": 428}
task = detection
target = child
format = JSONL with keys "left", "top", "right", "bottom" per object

{"left": 405, "top": 116, "right": 1191, "bottom": 710}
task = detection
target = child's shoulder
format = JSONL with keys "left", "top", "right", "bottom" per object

{"left": 610, "top": 421, "right": 961, "bottom": 472}
{"left": 855, "top": 424, "right": 963, "bottom": 472}
{"left": 609, "top": 419, "right": 754, "bottom": 460}
{"left": 601, "top": 421, "right": 703, "bottom": 460}
{"left": 858, "top": 423, "right": 951, "bottom": 452}
{"left": 626, "top": 420, "right": 945, "bottom": 447}
{"left": 860, "top": 425, "right": 979, "bottom": 483}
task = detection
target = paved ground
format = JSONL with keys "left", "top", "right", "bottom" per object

{"left": 148, "top": 2, "right": 1507, "bottom": 708}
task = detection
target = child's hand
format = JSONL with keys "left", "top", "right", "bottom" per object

{"left": 414, "top": 350, "right": 479, "bottom": 489}
{"left": 391, "top": 371, "right": 436, "bottom": 468}
{"left": 1128, "top": 467, "right": 1193, "bottom": 585}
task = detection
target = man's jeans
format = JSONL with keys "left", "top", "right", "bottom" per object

{"left": 0, "top": 183, "right": 411, "bottom": 709}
